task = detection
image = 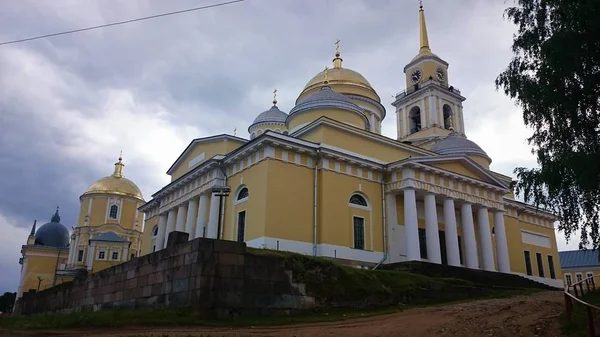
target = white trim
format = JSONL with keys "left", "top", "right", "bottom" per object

{"left": 234, "top": 185, "right": 249, "bottom": 205}
{"left": 521, "top": 230, "right": 551, "bottom": 248}
{"left": 167, "top": 135, "right": 247, "bottom": 175}
{"left": 97, "top": 250, "right": 107, "bottom": 260}
{"left": 111, "top": 251, "right": 120, "bottom": 261}
{"left": 565, "top": 273, "right": 573, "bottom": 286}
{"left": 514, "top": 272, "right": 564, "bottom": 289}
{"left": 246, "top": 237, "right": 384, "bottom": 263}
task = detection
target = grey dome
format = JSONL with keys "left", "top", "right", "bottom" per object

{"left": 249, "top": 105, "right": 287, "bottom": 130}
{"left": 288, "top": 86, "right": 365, "bottom": 118}
{"left": 431, "top": 133, "right": 491, "bottom": 162}
{"left": 35, "top": 209, "right": 69, "bottom": 248}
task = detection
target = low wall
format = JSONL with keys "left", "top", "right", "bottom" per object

{"left": 13, "top": 232, "right": 314, "bottom": 318}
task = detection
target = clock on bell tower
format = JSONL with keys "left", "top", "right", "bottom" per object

{"left": 392, "top": 1, "right": 467, "bottom": 148}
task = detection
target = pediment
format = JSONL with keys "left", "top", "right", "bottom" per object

{"left": 413, "top": 156, "right": 510, "bottom": 190}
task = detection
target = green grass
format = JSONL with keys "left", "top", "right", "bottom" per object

{"left": 561, "top": 290, "right": 600, "bottom": 337}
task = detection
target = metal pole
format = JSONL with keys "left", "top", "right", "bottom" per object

{"left": 587, "top": 306, "right": 595, "bottom": 337}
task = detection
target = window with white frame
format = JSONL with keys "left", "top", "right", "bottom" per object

{"left": 109, "top": 205, "right": 119, "bottom": 219}
{"left": 587, "top": 272, "right": 594, "bottom": 281}
{"left": 565, "top": 274, "right": 572, "bottom": 286}
{"left": 152, "top": 225, "right": 159, "bottom": 237}
{"left": 77, "top": 250, "right": 84, "bottom": 262}
{"left": 349, "top": 194, "right": 368, "bottom": 207}
{"left": 112, "top": 251, "right": 119, "bottom": 260}
{"left": 97, "top": 251, "right": 106, "bottom": 260}
{"left": 237, "top": 187, "right": 249, "bottom": 202}
{"left": 576, "top": 273, "right": 583, "bottom": 283}
{"left": 353, "top": 217, "right": 365, "bottom": 250}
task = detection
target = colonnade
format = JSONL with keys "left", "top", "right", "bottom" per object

{"left": 155, "top": 191, "right": 222, "bottom": 249}
{"left": 398, "top": 188, "right": 510, "bottom": 273}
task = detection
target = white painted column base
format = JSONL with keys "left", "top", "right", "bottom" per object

{"left": 424, "top": 193, "right": 442, "bottom": 264}
{"left": 403, "top": 188, "right": 421, "bottom": 261}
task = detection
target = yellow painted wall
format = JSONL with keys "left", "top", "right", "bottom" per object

{"left": 319, "top": 170, "right": 383, "bottom": 252}
{"left": 405, "top": 60, "right": 448, "bottom": 89}
{"left": 141, "top": 215, "right": 159, "bottom": 255}
{"left": 91, "top": 244, "right": 129, "bottom": 273}
{"left": 299, "top": 124, "right": 421, "bottom": 163}
{"left": 430, "top": 162, "right": 482, "bottom": 181}
{"left": 89, "top": 197, "right": 108, "bottom": 226}
{"left": 403, "top": 126, "right": 451, "bottom": 141}
{"left": 562, "top": 267, "right": 600, "bottom": 287}
{"left": 288, "top": 109, "right": 367, "bottom": 132}
{"left": 262, "top": 160, "right": 314, "bottom": 243}
{"left": 22, "top": 249, "right": 69, "bottom": 293}
{"left": 222, "top": 159, "right": 269, "bottom": 242}
{"left": 504, "top": 214, "right": 562, "bottom": 280}
{"left": 468, "top": 155, "right": 491, "bottom": 169}
{"left": 77, "top": 198, "right": 90, "bottom": 225}
{"left": 171, "top": 138, "right": 245, "bottom": 181}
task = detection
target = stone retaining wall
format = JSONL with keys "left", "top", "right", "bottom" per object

{"left": 14, "top": 232, "right": 314, "bottom": 318}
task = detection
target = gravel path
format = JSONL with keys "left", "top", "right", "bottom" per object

{"left": 3, "top": 291, "right": 566, "bottom": 337}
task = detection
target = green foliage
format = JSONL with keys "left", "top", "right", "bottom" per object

{"left": 496, "top": 0, "right": 600, "bottom": 248}
{"left": 561, "top": 291, "right": 600, "bottom": 337}
{"left": 0, "top": 292, "right": 16, "bottom": 313}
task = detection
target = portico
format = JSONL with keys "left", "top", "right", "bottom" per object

{"left": 385, "top": 158, "right": 512, "bottom": 273}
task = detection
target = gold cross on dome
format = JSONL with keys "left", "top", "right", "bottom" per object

{"left": 419, "top": 0, "right": 423, "bottom": 8}
{"left": 335, "top": 38, "right": 340, "bottom": 52}
{"left": 233, "top": 127, "right": 237, "bottom": 136}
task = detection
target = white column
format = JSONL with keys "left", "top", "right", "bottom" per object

{"left": 424, "top": 193, "right": 442, "bottom": 264}
{"left": 185, "top": 198, "right": 199, "bottom": 238}
{"left": 123, "top": 246, "right": 129, "bottom": 261}
{"left": 437, "top": 97, "right": 444, "bottom": 127}
{"left": 477, "top": 207, "right": 495, "bottom": 271}
{"left": 385, "top": 193, "right": 400, "bottom": 261}
{"left": 155, "top": 214, "right": 167, "bottom": 251}
{"left": 419, "top": 100, "right": 426, "bottom": 130}
{"left": 86, "top": 244, "right": 96, "bottom": 270}
{"left": 72, "top": 234, "right": 81, "bottom": 265}
{"left": 428, "top": 96, "right": 437, "bottom": 125}
{"left": 403, "top": 108, "right": 410, "bottom": 136}
{"left": 396, "top": 109, "right": 402, "bottom": 139}
{"left": 461, "top": 203, "right": 479, "bottom": 269}
{"left": 195, "top": 194, "right": 209, "bottom": 238}
{"left": 164, "top": 209, "right": 177, "bottom": 248}
{"left": 17, "top": 257, "right": 28, "bottom": 298}
{"left": 403, "top": 188, "right": 420, "bottom": 261}
{"left": 67, "top": 236, "right": 75, "bottom": 265}
{"left": 207, "top": 193, "right": 221, "bottom": 239}
{"left": 494, "top": 211, "right": 511, "bottom": 273}
{"left": 443, "top": 198, "right": 461, "bottom": 266}
{"left": 175, "top": 204, "right": 187, "bottom": 232}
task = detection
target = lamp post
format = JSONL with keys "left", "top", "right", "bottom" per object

{"left": 212, "top": 186, "right": 231, "bottom": 240}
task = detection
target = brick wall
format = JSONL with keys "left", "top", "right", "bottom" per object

{"left": 14, "top": 232, "right": 315, "bottom": 318}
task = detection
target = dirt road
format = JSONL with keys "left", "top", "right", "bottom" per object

{"left": 6, "top": 291, "right": 566, "bottom": 337}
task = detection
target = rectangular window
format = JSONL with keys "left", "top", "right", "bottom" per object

{"left": 112, "top": 252, "right": 119, "bottom": 260}
{"left": 536, "top": 252, "right": 544, "bottom": 277}
{"left": 565, "top": 274, "right": 572, "bottom": 286}
{"left": 237, "top": 210, "right": 246, "bottom": 242}
{"left": 353, "top": 217, "right": 365, "bottom": 250}
{"left": 548, "top": 255, "right": 556, "bottom": 279}
{"left": 576, "top": 273, "right": 583, "bottom": 283}
{"left": 418, "top": 228, "right": 427, "bottom": 259}
{"left": 77, "top": 250, "right": 84, "bottom": 262}
{"left": 131, "top": 253, "right": 135, "bottom": 260}
{"left": 587, "top": 272, "right": 594, "bottom": 281}
{"left": 524, "top": 251, "right": 532, "bottom": 276}
{"left": 98, "top": 251, "right": 106, "bottom": 260}
{"left": 439, "top": 230, "right": 448, "bottom": 265}
{"left": 458, "top": 236, "right": 464, "bottom": 265}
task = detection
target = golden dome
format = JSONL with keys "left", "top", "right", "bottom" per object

{"left": 297, "top": 47, "right": 380, "bottom": 104}
{"left": 81, "top": 156, "right": 144, "bottom": 201}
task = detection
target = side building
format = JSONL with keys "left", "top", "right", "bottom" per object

{"left": 559, "top": 250, "right": 600, "bottom": 287}
{"left": 14, "top": 156, "right": 145, "bottom": 302}
{"left": 138, "top": 4, "right": 563, "bottom": 288}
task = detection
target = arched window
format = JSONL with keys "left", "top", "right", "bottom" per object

{"left": 282, "top": 131, "right": 289, "bottom": 135}
{"left": 237, "top": 187, "right": 249, "bottom": 201}
{"left": 275, "top": 128, "right": 281, "bottom": 133}
{"left": 443, "top": 104, "right": 453, "bottom": 130}
{"left": 152, "top": 225, "right": 159, "bottom": 237}
{"left": 409, "top": 106, "right": 421, "bottom": 133}
{"left": 349, "top": 194, "right": 368, "bottom": 207}
{"left": 109, "top": 205, "right": 118, "bottom": 219}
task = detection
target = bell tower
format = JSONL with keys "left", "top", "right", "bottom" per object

{"left": 392, "top": 1, "right": 467, "bottom": 147}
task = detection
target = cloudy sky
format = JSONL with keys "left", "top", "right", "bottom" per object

{"left": 0, "top": 0, "right": 581, "bottom": 293}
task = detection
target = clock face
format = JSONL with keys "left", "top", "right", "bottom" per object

{"left": 411, "top": 69, "right": 422, "bottom": 83}
{"left": 436, "top": 68, "right": 445, "bottom": 81}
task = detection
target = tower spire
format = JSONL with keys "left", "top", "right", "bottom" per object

{"left": 332, "top": 38, "right": 343, "bottom": 68}
{"left": 30, "top": 220, "right": 37, "bottom": 236}
{"left": 51, "top": 207, "right": 60, "bottom": 223}
{"left": 418, "top": 0, "right": 431, "bottom": 53}
{"left": 113, "top": 153, "right": 124, "bottom": 178}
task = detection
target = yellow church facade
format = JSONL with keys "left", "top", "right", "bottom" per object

{"left": 138, "top": 4, "right": 563, "bottom": 288}
{"left": 15, "top": 156, "right": 145, "bottom": 300}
